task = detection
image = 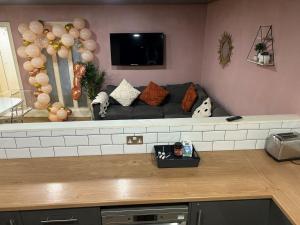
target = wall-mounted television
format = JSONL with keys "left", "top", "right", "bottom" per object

{"left": 110, "top": 33, "right": 165, "bottom": 66}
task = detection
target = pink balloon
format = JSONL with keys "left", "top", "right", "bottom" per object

{"left": 17, "top": 46, "right": 28, "bottom": 58}
{"left": 36, "top": 72, "right": 49, "bottom": 85}
{"left": 25, "top": 44, "right": 41, "bottom": 58}
{"left": 81, "top": 50, "right": 94, "bottom": 62}
{"left": 23, "top": 61, "right": 34, "bottom": 72}
{"left": 46, "top": 32, "right": 56, "bottom": 41}
{"left": 52, "top": 102, "right": 64, "bottom": 109}
{"left": 41, "top": 84, "right": 52, "bottom": 94}
{"left": 37, "top": 93, "right": 50, "bottom": 106}
{"left": 29, "top": 76, "right": 36, "bottom": 85}
{"left": 40, "top": 54, "right": 47, "bottom": 63}
{"left": 58, "top": 46, "right": 69, "bottom": 58}
{"left": 34, "top": 101, "right": 46, "bottom": 110}
{"left": 80, "top": 28, "right": 92, "bottom": 40}
{"left": 69, "top": 28, "right": 79, "bottom": 38}
{"left": 48, "top": 113, "right": 60, "bottom": 122}
{"left": 18, "top": 23, "right": 29, "bottom": 34}
{"left": 52, "top": 24, "right": 66, "bottom": 38}
{"left": 47, "top": 45, "right": 56, "bottom": 55}
{"left": 56, "top": 108, "right": 68, "bottom": 120}
{"left": 83, "top": 40, "right": 97, "bottom": 51}
{"left": 31, "top": 57, "right": 44, "bottom": 68}
{"left": 29, "top": 21, "right": 44, "bottom": 35}
{"left": 23, "top": 30, "right": 36, "bottom": 42}
{"left": 61, "top": 33, "right": 74, "bottom": 47}
{"left": 73, "top": 18, "right": 85, "bottom": 30}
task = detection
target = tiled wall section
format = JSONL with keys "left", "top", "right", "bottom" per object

{"left": 0, "top": 120, "right": 300, "bottom": 159}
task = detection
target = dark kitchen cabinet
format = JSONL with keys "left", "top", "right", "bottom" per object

{"left": 0, "top": 212, "right": 22, "bottom": 225}
{"left": 21, "top": 207, "right": 101, "bottom": 225}
{"left": 189, "top": 199, "right": 293, "bottom": 225}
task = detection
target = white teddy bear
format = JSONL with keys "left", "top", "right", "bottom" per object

{"left": 192, "top": 97, "right": 212, "bottom": 118}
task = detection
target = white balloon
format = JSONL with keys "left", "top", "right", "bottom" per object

{"left": 52, "top": 24, "right": 67, "bottom": 38}
{"left": 83, "top": 39, "right": 97, "bottom": 51}
{"left": 22, "top": 30, "right": 37, "bottom": 42}
{"left": 25, "top": 44, "right": 41, "bottom": 58}
{"left": 34, "top": 35, "right": 49, "bottom": 49}
{"left": 69, "top": 28, "right": 79, "bottom": 38}
{"left": 37, "top": 93, "right": 50, "bottom": 106}
{"left": 46, "top": 32, "right": 56, "bottom": 41}
{"left": 79, "top": 28, "right": 92, "bottom": 40}
{"left": 47, "top": 45, "right": 56, "bottom": 55}
{"left": 29, "top": 76, "right": 36, "bottom": 85}
{"left": 41, "top": 84, "right": 52, "bottom": 94}
{"left": 73, "top": 18, "right": 85, "bottom": 30}
{"left": 17, "top": 46, "right": 28, "bottom": 58}
{"left": 61, "top": 33, "right": 74, "bottom": 47}
{"left": 29, "top": 21, "right": 44, "bottom": 35}
{"left": 23, "top": 61, "right": 34, "bottom": 72}
{"left": 31, "top": 57, "right": 44, "bottom": 68}
{"left": 18, "top": 23, "right": 29, "bottom": 34}
{"left": 81, "top": 50, "right": 94, "bottom": 62}
{"left": 58, "top": 46, "right": 69, "bottom": 58}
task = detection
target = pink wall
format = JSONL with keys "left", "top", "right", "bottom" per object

{"left": 201, "top": 0, "right": 300, "bottom": 115}
{"left": 0, "top": 5, "right": 206, "bottom": 90}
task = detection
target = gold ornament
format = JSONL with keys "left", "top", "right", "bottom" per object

{"left": 23, "top": 40, "right": 31, "bottom": 46}
{"left": 65, "top": 23, "right": 74, "bottom": 32}
{"left": 40, "top": 65, "right": 46, "bottom": 70}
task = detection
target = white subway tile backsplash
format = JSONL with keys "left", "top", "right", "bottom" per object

{"left": 111, "top": 134, "right": 131, "bottom": 144}
{"left": 54, "top": 146, "right": 78, "bottom": 157}
{"left": 77, "top": 146, "right": 101, "bottom": 156}
{"left": 15, "top": 137, "right": 40, "bottom": 148}
{"left": 52, "top": 129, "right": 75, "bottom": 136}
{"left": 146, "top": 143, "right": 156, "bottom": 153}
{"left": 157, "top": 132, "right": 181, "bottom": 142}
{"left": 1, "top": 131, "right": 27, "bottom": 137}
{"left": 124, "top": 127, "right": 146, "bottom": 134}
{"left": 225, "top": 130, "right": 247, "bottom": 141}
{"left": 27, "top": 130, "right": 51, "bottom": 137}
{"left": 260, "top": 122, "right": 282, "bottom": 129}
{"left": 147, "top": 126, "right": 169, "bottom": 132}
{"left": 215, "top": 124, "right": 237, "bottom": 130}
{"left": 256, "top": 140, "right": 266, "bottom": 149}
{"left": 238, "top": 123, "right": 260, "bottom": 130}
{"left": 124, "top": 144, "right": 147, "bottom": 154}
{"left": 76, "top": 128, "right": 99, "bottom": 135}
{"left": 100, "top": 128, "right": 123, "bottom": 134}
{"left": 40, "top": 136, "right": 65, "bottom": 147}
{"left": 282, "top": 121, "right": 300, "bottom": 129}
{"left": 6, "top": 148, "right": 31, "bottom": 159}
{"left": 143, "top": 133, "right": 157, "bottom": 143}
{"left": 193, "top": 125, "right": 214, "bottom": 131}
{"left": 64, "top": 136, "right": 88, "bottom": 146}
{"left": 0, "top": 138, "right": 16, "bottom": 148}
{"left": 170, "top": 126, "right": 193, "bottom": 132}
{"left": 203, "top": 131, "right": 225, "bottom": 141}
{"left": 193, "top": 142, "right": 213, "bottom": 151}
{"left": 0, "top": 149, "right": 6, "bottom": 159}
{"left": 181, "top": 132, "right": 202, "bottom": 141}
{"left": 89, "top": 135, "right": 112, "bottom": 145}
{"left": 234, "top": 140, "right": 257, "bottom": 150}
{"left": 269, "top": 129, "right": 291, "bottom": 135}
{"left": 30, "top": 147, "right": 54, "bottom": 158}
{"left": 247, "top": 130, "right": 269, "bottom": 140}
{"left": 101, "top": 145, "right": 123, "bottom": 155}
{"left": 213, "top": 141, "right": 234, "bottom": 151}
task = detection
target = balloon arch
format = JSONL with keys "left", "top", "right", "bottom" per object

{"left": 16, "top": 18, "right": 97, "bottom": 122}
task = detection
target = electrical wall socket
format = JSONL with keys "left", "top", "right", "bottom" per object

{"left": 127, "top": 136, "right": 143, "bottom": 145}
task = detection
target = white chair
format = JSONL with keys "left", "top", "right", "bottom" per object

{"left": 0, "top": 90, "right": 33, "bottom": 123}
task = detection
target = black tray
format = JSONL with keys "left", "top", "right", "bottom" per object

{"left": 154, "top": 145, "right": 200, "bottom": 168}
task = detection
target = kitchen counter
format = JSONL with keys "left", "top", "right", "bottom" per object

{"left": 0, "top": 150, "right": 299, "bottom": 224}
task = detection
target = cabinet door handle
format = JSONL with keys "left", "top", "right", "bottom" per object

{"left": 9, "top": 219, "right": 15, "bottom": 225}
{"left": 197, "top": 209, "right": 202, "bottom": 225}
{"left": 40, "top": 218, "right": 78, "bottom": 224}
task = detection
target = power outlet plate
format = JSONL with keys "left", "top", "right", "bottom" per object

{"left": 127, "top": 136, "right": 143, "bottom": 145}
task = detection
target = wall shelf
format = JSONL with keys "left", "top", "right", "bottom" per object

{"left": 247, "top": 59, "right": 274, "bottom": 67}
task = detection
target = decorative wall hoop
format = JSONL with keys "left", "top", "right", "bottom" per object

{"left": 218, "top": 32, "right": 233, "bottom": 68}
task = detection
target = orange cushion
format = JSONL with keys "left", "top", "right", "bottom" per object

{"left": 181, "top": 83, "right": 198, "bottom": 112}
{"left": 139, "top": 81, "right": 169, "bottom": 106}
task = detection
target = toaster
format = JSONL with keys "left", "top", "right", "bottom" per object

{"left": 265, "top": 132, "right": 300, "bottom": 161}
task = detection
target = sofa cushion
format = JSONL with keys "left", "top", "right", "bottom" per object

{"left": 105, "top": 105, "right": 134, "bottom": 120}
{"left": 106, "top": 85, "right": 119, "bottom": 105}
{"left": 110, "top": 79, "right": 141, "bottom": 106}
{"left": 165, "top": 82, "right": 191, "bottom": 103}
{"left": 163, "top": 103, "right": 191, "bottom": 118}
{"left": 132, "top": 105, "right": 163, "bottom": 119}
{"left": 181, "top": 83, "right": 198, "bottom": 112}
{"left": 191, "top": 84, "right": 209, "bottom": 112}
{"left": 139, "top": 81, "right": 169, "bottom": 106}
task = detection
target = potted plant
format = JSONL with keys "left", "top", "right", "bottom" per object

{"left": 254, "top": 42, "right": 267, "bottom": 62}
{"left": 258, "top": 52, "right": 271, "bottom": 65}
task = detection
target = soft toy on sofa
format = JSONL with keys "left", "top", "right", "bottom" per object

{"left": 192, "top": 97, "right": 212, "bottom": 118}
{"left": 91, "top": 92, "right": 110, "bottom": 118}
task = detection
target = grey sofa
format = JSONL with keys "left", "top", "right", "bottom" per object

{"left": 92, "top": 82, "right": 230, "bottom": 120}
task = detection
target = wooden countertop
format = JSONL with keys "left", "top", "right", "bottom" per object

{"left": 0, "top": 150, "right": 299, "bottom": 224}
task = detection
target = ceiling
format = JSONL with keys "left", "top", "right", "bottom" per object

{"left": 0, "top": 0, "right": 214, "bottom": 5}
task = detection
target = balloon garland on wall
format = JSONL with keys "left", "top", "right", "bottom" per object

{"left": 16, "top": 18, "right": 97, "bottom": 122}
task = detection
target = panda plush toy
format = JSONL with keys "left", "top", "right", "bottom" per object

{"left": 192, "top": 97, "right": 212, "bottom": 118}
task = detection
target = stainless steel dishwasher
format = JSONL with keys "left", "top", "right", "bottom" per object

{"left": 101, "top": 205, "right": 188, "bottom": 225}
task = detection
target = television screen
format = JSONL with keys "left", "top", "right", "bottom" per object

{"left": 110, "top": 33, "right": 165, "bottom": 66}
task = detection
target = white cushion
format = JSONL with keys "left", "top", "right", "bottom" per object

{"left": 192, "top": 97, "right": 212, "bottom": 118}
{"left": 110, "top": 79, "right": 141, "bottom": 106}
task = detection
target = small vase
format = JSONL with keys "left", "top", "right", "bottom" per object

{"left": 263, "top": 55, "right": 271, "bottom": 65}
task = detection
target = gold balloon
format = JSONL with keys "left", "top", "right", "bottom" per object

{"left": 23, "top": 40, "right": 31, "bottom": 46}
{"left": 40, "top": 65, "right": 46, "bottom": 70}
{"left": 33, "top": 83, "right": 41, "bottom": 88}
{"left": 53, "top": 43, "right": 60, "bottom": 50}
{"left": 49, "top": 40, "right": 54, "bottom": 45}
{"left": 43, "top": 29, "right": 50, "bottom": 34}
{"left": 33, "top": 91, "right": 42, "bottom": 97}
{"left": 65, "top": 23, "right": 74, "bottom": 32}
